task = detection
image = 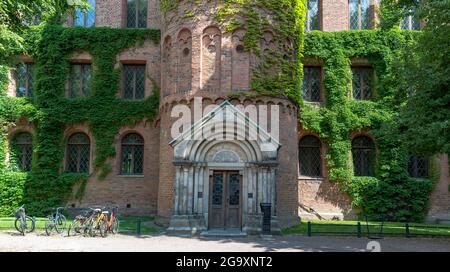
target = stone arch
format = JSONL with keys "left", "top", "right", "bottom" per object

{"left": 211, "top": 149, "right": 241, "bottom": 163}
{"left": 177, "top": 28, "right": 192, "bottom": 94}
{"left": 260, "top": 30, "right": 277, "bottom": 77}
{"left": 162, "top": 35, "right": 174, "bottom": 97}
{"left": 177, "top": 126, "right": 263, "bottom": 163}
{"left": 231, "top": 28, "right": 250, "bottom": 92}
{"left": 201, "top": 26, "right": 221, "bottom": 92}
{"left": 261, "top": 30, "right": 276, "bottom": 55}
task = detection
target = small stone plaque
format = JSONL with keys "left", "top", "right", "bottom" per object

{"left": 248, "top": 193, "right": 253, "bottom": 198}
{"left": 198, "top": 192, "right": 203, "bottom": 198}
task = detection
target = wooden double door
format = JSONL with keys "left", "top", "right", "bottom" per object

{"left": 209, "top": 171, "right": 242, "bottom": 229}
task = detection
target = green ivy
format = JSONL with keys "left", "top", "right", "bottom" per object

{"left": 163, "top": 0, "right": 306, "bottom": 104}
{"left": 0, "top": 25, "right": 160, "bottom": 216}
{"left": 0, "top": 1, "right": 439, "bottom": 222}
{"left": 300, "top": 30, "right": 436, "bottom": 221}
{"left": 0, "top": 172, "right": 27, "bottom": 216}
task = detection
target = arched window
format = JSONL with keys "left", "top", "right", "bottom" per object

{"left": 352, "top": 136, "right": 375, "bottom": 176}
{"left": 408, "top": 156, "right": 428, "bottom": 178}
{"left": 11, "top": 132, "right": 33, "bottom": 172}
{"left": 66, "top": 133, "right": 90, "bottom": 173}
{"left": 299, "top": 136, "right": 322, "bottom": 177}
{"left": 121, "top": 133, "right": 144, "bottom": 175}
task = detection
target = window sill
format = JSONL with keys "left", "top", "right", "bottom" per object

{"left": 298, "top": 176, "right": 324, "bottom": 181}
{"left": 304, "top": 101, "right": 324, "bottom": 106}
{"left": 409, "top": 177, "right": 430, "bottom": 181}
{"left": 117, "top": 175, "right": 145, "bottom": 178}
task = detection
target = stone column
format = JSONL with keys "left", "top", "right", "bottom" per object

{"left": 252, "top": 166, "right": 257, "bottom": 214}
{"left": 174, "top": 166, "right": 181, "bottom": 214}
{"left": 187, "top": 166, "right": 194, "bottom": 214}
{"left": 197, "top": 166, "right": 204, "bottom": 214}
{"left": 270, "top": 167, "right": 277, "bottom": 215}
{"left": 257, "top": 168, "right": 263, "bottom": 213}
{"left": 181, "top": 167, "right": 189, "bottom": 214}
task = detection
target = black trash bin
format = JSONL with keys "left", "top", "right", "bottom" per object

{"left": 260, "top": 203, "right": 271, "bottom": 234}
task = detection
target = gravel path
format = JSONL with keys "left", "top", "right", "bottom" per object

{"left": 1, "top": 232, "right": 450, "bottom": 252}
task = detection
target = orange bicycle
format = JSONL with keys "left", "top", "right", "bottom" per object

{"left": 99, "top": 206, "right": 119, "bottom": 237}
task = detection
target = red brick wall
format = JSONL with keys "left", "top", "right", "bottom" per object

{"left": 69, "top": 120, "right": 160, "bottom": 215}
{"left": 96, "top": 0, "right": 123, "bottom": 28}
{"left": 96, "top": 0, "right": 160, "bottom": 28}
{"left": 322, "top": 0, "right": 349, "bottom": 31}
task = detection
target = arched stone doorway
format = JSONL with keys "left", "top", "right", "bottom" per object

{"left": 168, "top": 101, "right": 280, "bottom": 234}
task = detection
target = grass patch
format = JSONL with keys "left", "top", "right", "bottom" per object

{"left": 0, "top": 215, "right": 161, "bottom": 235}
{"left": 282, "top": 220, "right": 450, "bottom": 237}
{"left": 118, "top": 216, "right": 160, "bottom": 234}
{"left": 0, "top": 217, "right": 47, "bottom": 230}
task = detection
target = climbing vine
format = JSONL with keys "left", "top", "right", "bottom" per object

{"left": 300, "top": 29, "right": 436, "bottom": 222}
{"left": 162, "top": 0, "right": 306, "bottom": 103}
{"left": 0, "top": 0, "right": 440, "bottom": 222}
{"left": 0, "top": 25, "right": 160, "bottom": 215}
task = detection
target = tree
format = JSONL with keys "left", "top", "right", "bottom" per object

{"left": 398, "top": 0, "right": 450, "bottom": 155}
{"left": 0, "top": 0, "right": 88, "bottom": 64}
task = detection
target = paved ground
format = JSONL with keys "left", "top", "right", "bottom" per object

{"left": 0, "top": 231, "right": 450, "bottom": 252}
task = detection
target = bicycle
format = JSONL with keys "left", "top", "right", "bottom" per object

{"left": 67, "top": 208, "right": 96, "bottom": 237}
{"left": 12, "top": 205, "right": 35, "bottom": 235}
{"left": 44, "top": 207, "right": 67, "bottom": 236}
{"left": 88, "top": 207, "right": 107, "bottom": 238}
{"left": 99, "top": 206, "right": 120, "bottom": 237}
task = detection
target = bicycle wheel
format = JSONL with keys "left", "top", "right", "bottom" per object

{"left": 85, "top": 219, "right": 95, "bottom": 237}
{"left": 99, "top": 221, "right": 107, "bottom": 238}
{"left": 14, "top": 218, "right": 24, "bottom": 235}
{"left": 68, "top": 220, "right": 82, "bottom": 237}
{"left": 45, "top": 220, "right": 54, "bottom": 236}
{"left": 111, "top": 218, "right": 119, "bottom": 234}
{"left": 55, "top": 214, "right": 67, "bottom": 234}
{"left": 23, "top": 216, "right": 35, "bottom": 233}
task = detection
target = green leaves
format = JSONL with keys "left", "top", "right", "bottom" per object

{"left": 397, "top": 0, "right": 450, "bottom": 155}
{"left": 300, "top": 28, "right": 438, "bottom": 222}
{"left": 0, "top": 26, "right": 160, "bottom": 215}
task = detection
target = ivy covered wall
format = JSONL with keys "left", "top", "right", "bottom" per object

{"left": 0, "top": 0, "right": 440, "bottom": 222}
{"left": 0, "top": 25, "right": 160, "bottom": 215}
{"left": 301, "top": 30, "right": 436, "bottom": 222}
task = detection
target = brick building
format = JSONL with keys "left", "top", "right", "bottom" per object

{"left": 4, "top": 0, "right": 449, "bottom": 234}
